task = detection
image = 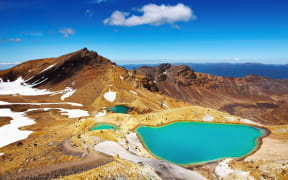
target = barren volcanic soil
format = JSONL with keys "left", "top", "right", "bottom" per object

{"left": 0, "top": 49, "right": 287, "bottom": 180}
{"left": 136, "top": 63, "right": 288, "bottom": 125}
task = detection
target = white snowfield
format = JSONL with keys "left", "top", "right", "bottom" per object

{"left": 94, "top": 141, "right": 207, "bottom": 180}
{"left": 215, "top": 159, "right": 255, "bottom": 179}
{"left": 0, "top": 108, "right": 35, "bottom": 148}
{"left": 0, "top": 77, "right": 52, "bottom": 96}
{"left": 61, "top": 87, "right": 76, "bottom": 101}
{"left": 0, "top": 101, "right": 82, "bottom": 107}
{"left": 103, "top": 89, "right": 116, "bottom": 102}
{"left": 0, "top": 77, "right": 78, "bottom": 102}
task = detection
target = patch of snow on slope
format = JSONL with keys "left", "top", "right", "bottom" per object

{"left": 104, "top": 89, "right": 116, "bottom": 102}
{"left": 40, "top": 63, "right": 56, "bottom": 73}
{"left": 240, "top": 119, "right": 261, "bottom": 126}
{"left": 119, "top": 75, "right": 123, "bottom": 80}
{"left": 130, "top": 90, "right": 138, "bottom": 95}
{"left": 0, "top": 109, "right": 35, "bottom": 148}
{"left": 162, "top": 101, "right": 169, "bottom": 109}
{"left": 0, "top": 101, "right": 9, "bottom": 105}
{"left": 203, "top": 113, "right": 214, "bottom": 122}
{"left": 215, "top": 159, "right": 254, "bottom": 179}
{"left": 95, "top": 110, "right": 107, "bottom": 117}
{"left": 61, "top": 87, "right": 76, "bottom": 100}
{"left": 60, "top": 109, "right": 89, "bottom": 118}
{"left": 225, "top": 116, "right": 236, "bottom": 122}
{"left": 94, "top": 141, "right": 207, "bottom": 180}
{"left": 0, "top": 153, "right": 3, "bottom": 156}
{"left": 0, "top": 77, "right": 51, "bottom": 96}
{"left": 0, "top": 100, "right": 82, "bottom": 107}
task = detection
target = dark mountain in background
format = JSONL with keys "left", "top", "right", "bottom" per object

{"left": 123, "top": 63, "right": 288, "bottom": 79}
{"left": 136, "top": 63, "right": 288, "bottom": 125}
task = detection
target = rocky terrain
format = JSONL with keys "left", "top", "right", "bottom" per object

{"left": 0, "top": 48, "right": 287, "bottom": 180}
{"left": 136, "top": 63, "right": 288, "bottom": 125}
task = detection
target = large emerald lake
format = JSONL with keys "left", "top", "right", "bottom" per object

{"left": 136, "top": 121, "right": 266, "bottom": 165}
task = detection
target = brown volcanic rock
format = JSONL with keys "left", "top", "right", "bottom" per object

{"left": 136, "top": 64, "right": 288, "bottom": 125}
{"left": 0, "top": 49, "right": 175, "bottom": 112}
{"left": 0, "top": 48, "right": 126, "bottom": 107}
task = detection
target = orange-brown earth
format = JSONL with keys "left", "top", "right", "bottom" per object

{"left": 136, "top": 63, "right": 288, "bottom": 125}
{"left": 0, "top": 48, "right": 287, "bottom": 179}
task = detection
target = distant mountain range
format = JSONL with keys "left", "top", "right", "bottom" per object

{"left": 123, "top": 63, "right": 288, "bottom": 79}
{"left": 2, "top": 62, "right": 288, "bottom": 79}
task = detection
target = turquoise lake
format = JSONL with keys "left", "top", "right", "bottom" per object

{"left": 92, "top": 123, "right": 119, "bottom": 131}
{"left": 108, "top": 105, "right": 129, "bottom": 114}
{"left": 136, "top": 121, "right": 266, "bottom": 165}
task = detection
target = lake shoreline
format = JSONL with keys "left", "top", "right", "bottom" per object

{"left": 133, "top": 120, "right": 270, "bottom": 168}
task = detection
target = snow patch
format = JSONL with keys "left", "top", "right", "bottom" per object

{"left": 0, "top": 101, "right": 10, "bottom": 105}
{"left": 0, "top": 109, "right": 35, "bottom": 148}
{"left": 95, "top": 110, "right": 107, "bottom": 117}
{"left": 40, "top": 63, "right": 56, "bottom": 73}
{"left": 203, "top": 113, "right": 214, "bottom": 122}
{"left": 119, "top": 75, "right": 124, "bottom": 80}
{"left": 0, "top": 153, "right": 3, "bottom": 156}
{"left": 94, "top": 141, "right": 207, "bottom": 180}
{"left": 215, "top": 159, "right": 235, "bottom": 177}
{"left": 162, "top": 101, "right": 169, "bottom": 109}
{"left": 240, "top": 119, "right": 261, "bottom": 126}
{"left": 60, "top": 109, "right": 89, "bottom": 118}
{"left": 61, "top": 87, "right": 76, "bottom": 100}
{"left": 126, "top": 133, "right": 144, "bottom": 149}
{"left": 104, "top": 89, "right": 116, "bottom": 102}
{"left": 0, "top": 77, "right": 52, "bottom": 96}
{"left": 0, "top": 100, "right": 82, "bottom": 107}
{"left": 225, "top": 116, "right": 236, "bottom": 122}
{"left": 215, "top": 159, "right": 254, "bottom": 179}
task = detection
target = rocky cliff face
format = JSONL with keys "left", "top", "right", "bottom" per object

{"left": 136, "top": 64, "right": 288, "bottom": 125}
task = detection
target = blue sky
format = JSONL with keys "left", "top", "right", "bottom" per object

{"left": 0, "top": 0, "right": 287, "bottom": 64}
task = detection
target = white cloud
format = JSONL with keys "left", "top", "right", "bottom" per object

{"left": 85, "top": 9, "right": 94, "bottom": 17}
{"left": 104, "top": 3, "right": 196, "bottom": 27}
{"left": 88, "top": 0, "right": 107, "bottom": 4}
{"left": 59, "top": 28, "right": 75, "bottom": 38}
{"left": 233, "top": 57, "right": 241, "bottom": 61}
{"left": 7, "top": 38, "right": 21, "bottom": 42}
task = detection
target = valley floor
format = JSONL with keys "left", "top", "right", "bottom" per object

{"left": 0, "top": 95, "right": 288, "bottom": 180}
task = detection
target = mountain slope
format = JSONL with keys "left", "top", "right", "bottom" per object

{"left": 0, "top": 49, "right": 182, "bottom": 114}
{"left": 136, "top": 63, "right": 288, "bottom": 125}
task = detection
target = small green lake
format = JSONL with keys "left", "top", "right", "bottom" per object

{"left": 108, "top": 105, "right": 129, "bottom": 114}
{"left": 92, "top": 123, "right": 119, "bottom": 131}
{"left": 136, "top": 121, "right": 267, "bottom": 165}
